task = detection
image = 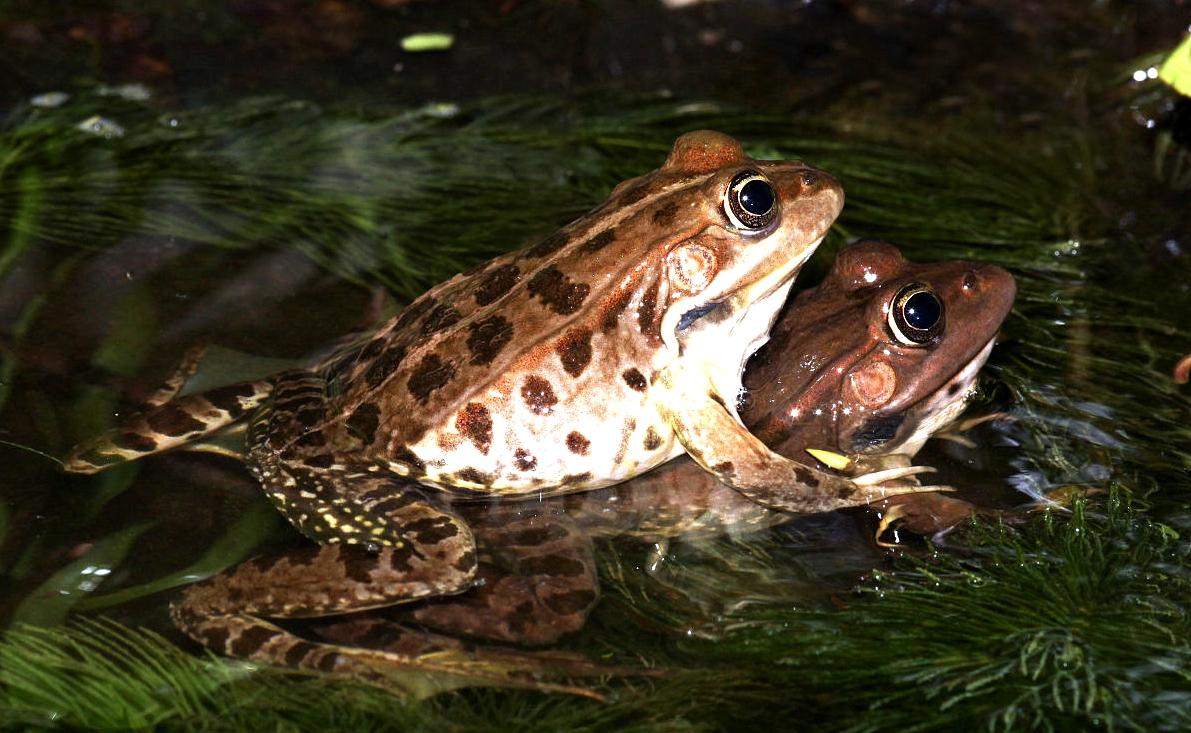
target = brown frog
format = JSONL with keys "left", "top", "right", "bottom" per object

{"left": 172, "top": 241, "right": 1014, "bottom": 689}
{"left": 63, "top": 133, "right": 937, "bottom": 688}
{"left": 552, "top": 238, "right": 1017, "bottom": 541}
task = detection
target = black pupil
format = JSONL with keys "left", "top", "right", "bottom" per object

{"left": 738, "top": 179, "right": 775, "bottom": 216}
{"left": 903, "top": 291, "right": 941, "bottom": 331}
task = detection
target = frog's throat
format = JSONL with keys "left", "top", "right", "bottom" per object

{"left": 884, "top": 337, "right": 997, "bottom": 458}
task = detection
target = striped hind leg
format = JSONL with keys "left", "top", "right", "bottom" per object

{"left": 63, "top": 380, "right": 272, "bottom": 473}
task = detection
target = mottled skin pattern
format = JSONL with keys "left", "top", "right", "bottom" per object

{"left": 61, "top": 132, "right": 966, "bottom": 687}
{"left": 190, "top": 241, "right": 1013, "bottom": 681}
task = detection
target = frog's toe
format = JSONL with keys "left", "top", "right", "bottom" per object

{"left": 851, "top": 464, "right": 937, "bottom": 486}
{"left": 860, "top": 482, "right": 955, "bottom": 502}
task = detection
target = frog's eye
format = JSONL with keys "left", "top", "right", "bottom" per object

{"left": 724, "top": 170, "right": 777, "bottom": 230}
{"left": 889, "top": 283, "right": 944, "bottom": 345}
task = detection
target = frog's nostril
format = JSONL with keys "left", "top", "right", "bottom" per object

{"left": 962, "top": 271, "right": 978, "bottom": 291}
{"left": 800, "top": 171, "right": 818, "bottom": 187}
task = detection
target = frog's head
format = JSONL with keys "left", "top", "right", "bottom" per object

{"left": 743, "top": 239, "right": 1016, "bottom": 460}
{"left": 611, "top": 131, "right": 842, "bottom": 358}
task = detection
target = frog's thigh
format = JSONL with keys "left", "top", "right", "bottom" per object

{"left": 171, "top": 541, "right": 477, "bottom": 679}
{"left": 657, "top": 371, "right": 923, "bottom": 513}
{"left": 405, "top": 505, "right": 599, "bottom": 646}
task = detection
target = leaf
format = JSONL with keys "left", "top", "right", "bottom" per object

{"left": 75, "top": 500, "right": 281, "bottom": 611}
{"left": 1159, "top": 34, "right": 1191, "bottom": 96}
{"left": 9, "top": 523, "right": 152, "bottom": 627}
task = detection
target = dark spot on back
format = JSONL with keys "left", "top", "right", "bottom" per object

{"left": 848, "top": 413, "right": 906, "bottom": 451}
{"left": 421, "top": 303, "right": 461, "bottom": 335}
{"left": 713, "top": 461, "right": 735, "bottom": 478}
{"left": 643, "top": 427, "right": 662, "bottom": 451}
{"left": 651, "top": 201, "right": 679, "bottom": 226}
{"left": 466, "top": 315, "right": 513, "bottom": 365}
{"left": 638, "top": 280, "right": 659, "bottom": 335}
{"left": 527, "top": 265, "right": 590, "bottom": 315}
{"left": 407, "top": 354, "right": 455, "bottom": 403}
{"left": 146, "top": 405, "right": 206, "bottom": 437}
{"left": 579, "top": 227, "right": 616, "bottom": 254}
{"left": 557, "top": 328, "right": 592, "bottom": 378}
{"left": 616, "top": 181, "right": 651, "bottom": 206}
{"left": 566, "top": 431, "right": 590, "bottom": 455}
{"left": 365, "top": 344, "right": 408, "bottom": 389}
{"left": 543, "top": 588, "right": 597, "bottom": 615}
{"left": 601, "top": 288, "right": 634, "bottom": 331}
{"left": 393, "top": 297, "right": 437, "bottom": 332}
{"left": 345, "top": 402, "right": 380, "bottom": 444}
{"left": 357, "top": 337, "right": 386, "bottom": 363}
{"left": 514, "top": 448, "right": 537, "bottom": 471}
{"left": 947, "top": 382, "right": 963, "bottom": 397}
{"left": 521, "top": 376, "right": 557, "bottom": 415}
{"left": 456, "top": 403, "right": 493, "bottom": 454}
{"left": 473, "top": 263, "right": 521, "bottom": 305}
{"left": 524, "top": 231, "right": 569, "bottom": 259}
{"left": 622, "top": 368, "right": 647, "bottom": 391}
{"left": 454, "top": 467, "right": 495, "bottom": 485}
{"left": 230, "top": 625, "right": 278, "bottom": 657}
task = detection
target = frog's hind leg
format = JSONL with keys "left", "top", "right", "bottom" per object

{"left": 401, "top": 504, "right": 600, "bottom": 646}
{"left": 63, "top": 380, "right": 272, "bottom": 474}
{"left": 170, "top": 542, "right": 498, "bottom": 698}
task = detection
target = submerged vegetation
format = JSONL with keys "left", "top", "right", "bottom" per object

{"left": 0, "top": 70, "right": 1190, "bottom": 733}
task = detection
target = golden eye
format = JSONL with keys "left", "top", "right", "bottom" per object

{"left": 724, "top": 170, "right": 777, "bottom": 230}
{"left": 888, "top": 283, "right": 944, "bottom": 345}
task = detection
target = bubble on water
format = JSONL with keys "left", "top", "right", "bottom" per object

{"left": 76, "top": 116, "right": 125, "bottom": 139}
{"left": 30, "top": 91, "right": 69, "bottom": 108}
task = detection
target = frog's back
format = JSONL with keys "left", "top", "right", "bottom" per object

{"left": 318, "top": 160, "right": 724, "bottom": 494}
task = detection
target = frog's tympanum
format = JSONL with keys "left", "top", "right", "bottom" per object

{"left": 62, "top": 132, "right": 961, "bottom": 690}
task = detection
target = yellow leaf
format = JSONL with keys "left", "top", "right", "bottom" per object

{"left": 806, "top": 448, "right": 852, "bottom": 470}
{"left": 1159, "top": 34, "right": 1191, "bottom": 96}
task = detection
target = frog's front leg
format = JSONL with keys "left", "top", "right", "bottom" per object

{"left": 655, "top": 366, "right": 942, "bottom": 513}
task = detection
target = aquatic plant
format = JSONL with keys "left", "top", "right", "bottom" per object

{"left": 1, "top": 82, "right": 1189, "bottom": 731}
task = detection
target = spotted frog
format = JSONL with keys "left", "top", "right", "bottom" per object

{"left": 328, "top": 240, "right": 1017, "bottom": 661}
{"left": 64, "top": 133, "right": 938, "bottom": 687}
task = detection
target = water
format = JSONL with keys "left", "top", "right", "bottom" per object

{"left": 1, "top": 2, "right": 1190, "bottom": 730}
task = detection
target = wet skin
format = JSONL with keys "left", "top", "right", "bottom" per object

{"left": 302, "top": 239, "right": 1019, "bottom": 672}
{"left": 152, "top": 241, "right": 1015, "bottom": 685}
{"left": 63, "top": 133, "right": 952, "bottom": 681}
{"left": 557, "top": 239, "right": 1017, "bottom": 540}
